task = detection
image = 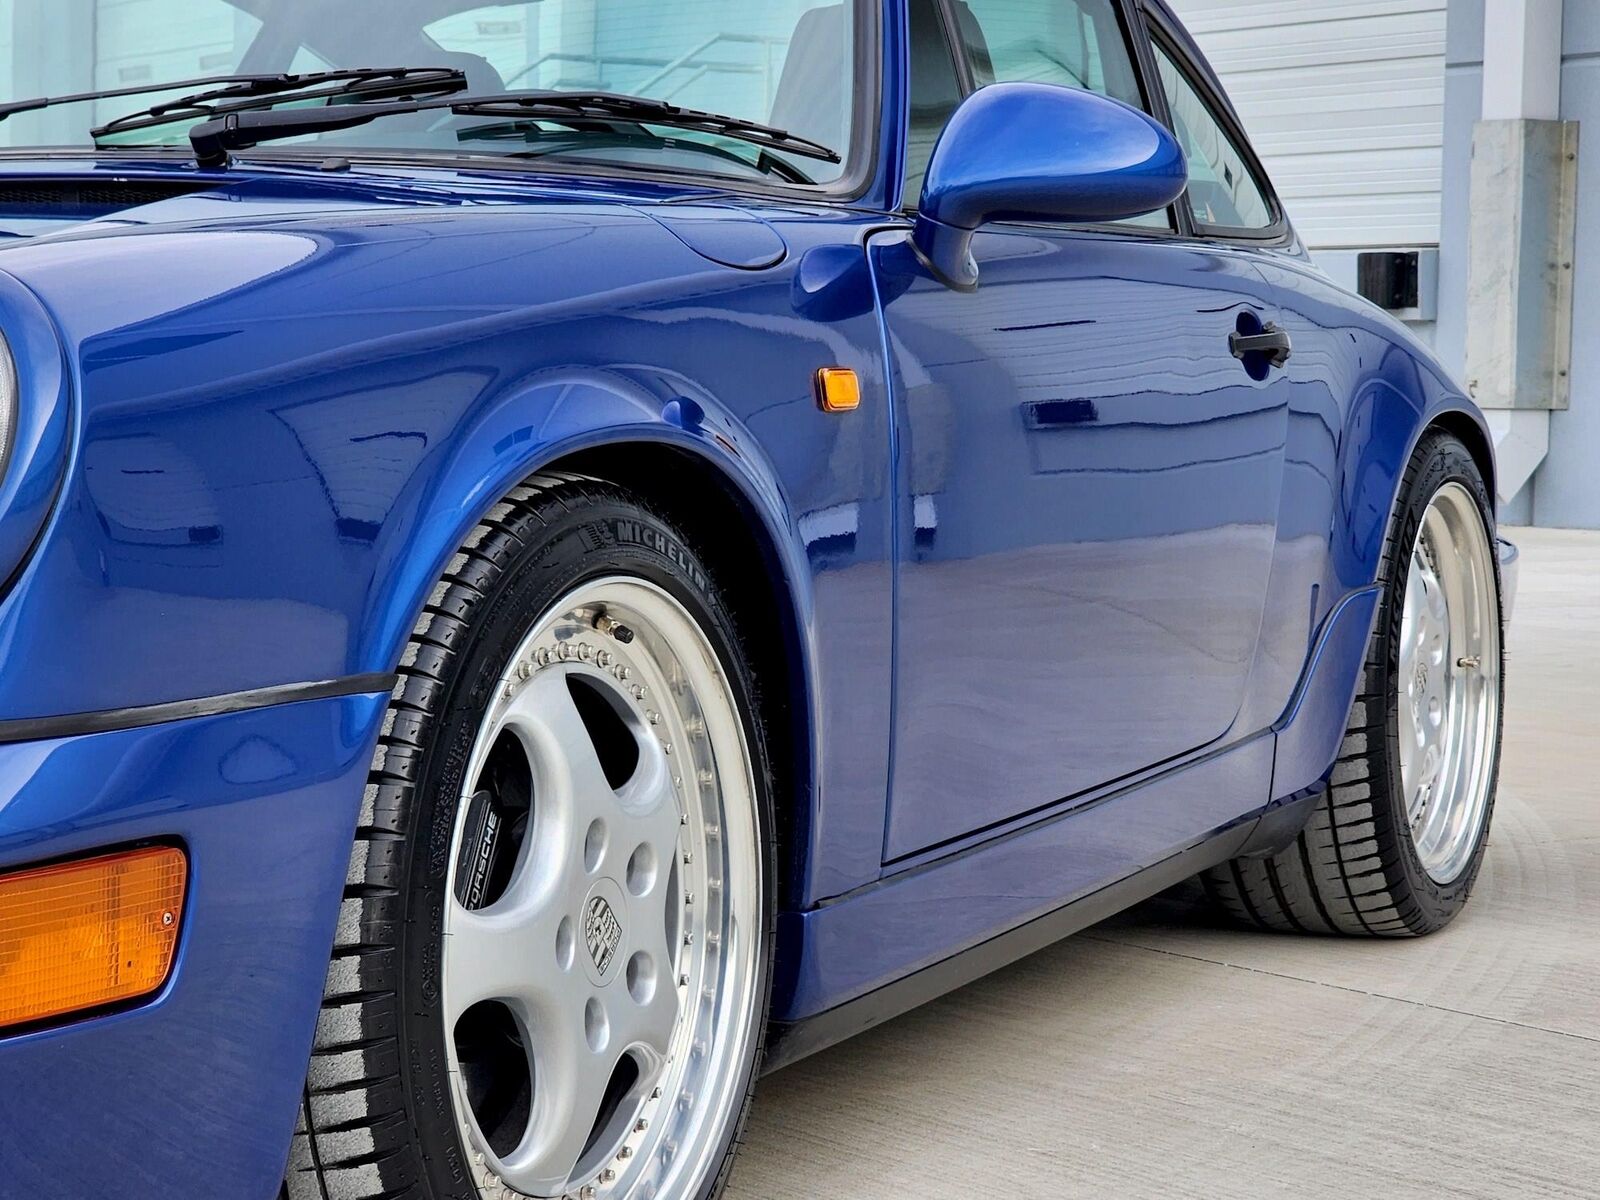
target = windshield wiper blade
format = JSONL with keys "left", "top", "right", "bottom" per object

{"left": 91, "top": 67, "right": 468, "bottom": 141}
{"left": 187, "top": 89, "right": 841, "bottom": 169}
{"left": 0, "top": 67, "right": 465, "bottom": 128}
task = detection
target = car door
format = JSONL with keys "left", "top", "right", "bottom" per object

{"left": 877, "top": 0, "right": 1292, "bottom": 860}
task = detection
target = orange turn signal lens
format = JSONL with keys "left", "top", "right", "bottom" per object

{"left": 815, "top": 366, "right": 862, "bottom": 413}
{"left": 0, "top": 846, "right": 186, "bottom": 1031}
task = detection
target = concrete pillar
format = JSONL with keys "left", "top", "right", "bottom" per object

{"left": 1466, "top": 0, "right": 1574, "bottom": 506}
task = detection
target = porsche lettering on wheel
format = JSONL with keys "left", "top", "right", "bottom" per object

{"left": 0, "top": 3, "right": 1510, "bottom": 1199}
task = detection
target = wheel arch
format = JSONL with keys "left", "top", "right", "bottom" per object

{"left": 1425, "top": 406, "right": 1498, "bottom": 515}
{"left": 357, "top": 372, "right": 822, "bottom": 916}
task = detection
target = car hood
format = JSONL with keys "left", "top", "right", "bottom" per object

{"left": 0, "top": 157, "right": 791, "bottom": 267}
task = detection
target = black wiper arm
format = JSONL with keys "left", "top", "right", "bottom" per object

{"left": 0, "top": 67, "right": 465, "bottom": 128}
{"left": 188, "top": 90, "right": 842, "bottom": 169}
{"left": 91, "top": 67, "right": 468, "bottom": 141}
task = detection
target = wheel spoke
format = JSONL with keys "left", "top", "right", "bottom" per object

{"left": 443, "top": 896, "right": 567, "bottom": 1025}
{"left": 500, "top": 668, "right": 619, "bottom": 827}
{"left": 500, "top": 1007, "right": 624, "bottom": 1195}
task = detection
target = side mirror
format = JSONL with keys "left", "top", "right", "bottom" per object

{"left": 913, "top": 82, "right": 1188, "bottom": 291}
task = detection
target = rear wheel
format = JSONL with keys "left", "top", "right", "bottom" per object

{"left": 1205, "top": 430, "right": 1503, "bottom": 935}
{"left": 285, "top": 475, "right": 773, "bottom": 1200}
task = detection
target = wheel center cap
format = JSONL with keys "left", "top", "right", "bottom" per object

{"left": 581, "top": 878, "right": 626, "bottom": 985}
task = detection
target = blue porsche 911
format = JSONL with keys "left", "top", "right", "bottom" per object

{"left": 0, "top": 1, "right": 1510, "bottom": 1197}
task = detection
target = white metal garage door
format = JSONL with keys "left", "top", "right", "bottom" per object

{"left": 1165, "top": 0, "right": 1448, "bottom": 249}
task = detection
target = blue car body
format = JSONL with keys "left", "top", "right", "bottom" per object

{"left": 0, "top": 2, "right": 1494, "bottom": 1196}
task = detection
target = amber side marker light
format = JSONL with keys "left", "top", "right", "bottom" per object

{"left": 815, "top": 366, "right": 861, "bottom": 413}
{"left": 0, "top": 846, "right": 186, "bottom": 1031}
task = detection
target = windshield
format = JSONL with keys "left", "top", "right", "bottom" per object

{"left": 0, "top": 0, "right": 859, "bottom": 184}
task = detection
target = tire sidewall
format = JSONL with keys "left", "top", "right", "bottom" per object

{"left": 1377, "top": 433, "right": 1505, "bottom": 922}
{"left": 398, "top": 491, "right": 776, "bottom": 1200}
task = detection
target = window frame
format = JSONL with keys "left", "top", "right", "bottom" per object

{"left": 1135, "top": 3, "right": 1292, "bottom": 245}
{"left": 913, "top": 0, "right": 1183, "bottom": 238}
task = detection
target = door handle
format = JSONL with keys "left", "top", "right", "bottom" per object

{"left": 1229, "top": 323, "right": 1293, "bottom": 368}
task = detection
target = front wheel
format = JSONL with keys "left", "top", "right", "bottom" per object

{"left": 286, "top": 475, "right": 774, "bottom": 1200}
{"left": 1206, "top": 430, "right": 1504, "bottom": 935}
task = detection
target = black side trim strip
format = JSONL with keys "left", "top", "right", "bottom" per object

{"left": 0, "top": 673, "right": 398, "bottom": 744}
{"left": 761, "top": 822, "right": 1255, "bottom": 1074}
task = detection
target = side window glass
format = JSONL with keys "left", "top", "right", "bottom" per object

{"left": 954, "top": 0, "right": 1143, "bottom": 108}
{"left": 904, "top": 0, "right": 966, "bottom": 204}
{"left": 1152, "top": 40, "right": 1274, "bottom": 231}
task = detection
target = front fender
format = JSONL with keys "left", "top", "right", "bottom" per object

{"left": 353, "top": 368, "right": 816, "bottom": 686}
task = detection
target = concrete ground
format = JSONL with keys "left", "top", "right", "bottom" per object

{"left": 729, "top": 527, "right": 1599, "bottom": 1200}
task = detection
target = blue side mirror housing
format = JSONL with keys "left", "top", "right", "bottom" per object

{"left": 913, "top": 82, "right": 1189, "bottom": 291}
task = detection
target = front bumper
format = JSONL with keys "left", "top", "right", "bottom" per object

{"left": 0, "top": 691, "right": 385, "bottom": 1200}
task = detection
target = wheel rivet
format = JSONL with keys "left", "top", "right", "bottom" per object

{"left": 679, "top": 972, "right": 690, "bottom": 986}
{"left": 651, "top": 1086, "right": 663, "bottom": 1100}
{"left": 682, "top": 850, "right": 693, "bottom": 865}
{"left": 683, "top": 932, "right": 694, "bottom": 946}
{"left": 582, "top": 1187, "right": 597, "bottom": 1200}
{"left": 704, "top": 824, "right": 720, "bottom": 839}
{"left": 1457, "top": 655, "right": 1481, "bottom": 669}
{"left": 578, "top": 642, "right": 594, "bottom": 662}
{"left": 517, "top": 661, "right": 532, "bottom": 680}
{"left": 647, "top": 710, "right": 660, "bottom": 725}
{"left": 685, "top": 892, "right": 694, "bottom": 906}
{"left": 600, "top": 1169, "right": 616, "bottom": 1184}
{"left": 597, "top": 650, "right": 613, "bottom": 668}
{"left": 618, "top": 1146, "right": 633, "bottom": 1161}
{"left": 635, "top": 1117, "right": 649, "bottom": 1133}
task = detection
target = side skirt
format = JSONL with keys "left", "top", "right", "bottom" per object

{"left": 762, "top": 823, "right": 1251, "bottom": 1074}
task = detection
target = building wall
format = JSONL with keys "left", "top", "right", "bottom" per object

{"left": 1169, "top": 0, "right": 1449, "bottom": 250}
{"left": 1437, "top": 0, "right": 1598, "bottom": 528}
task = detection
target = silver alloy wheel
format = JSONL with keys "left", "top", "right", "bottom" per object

{"left": 1397, "top": 481, "right": 1501, "bottom": 884}
{"left": 442, "top": 577, "right": 762, "bottom": 1200}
